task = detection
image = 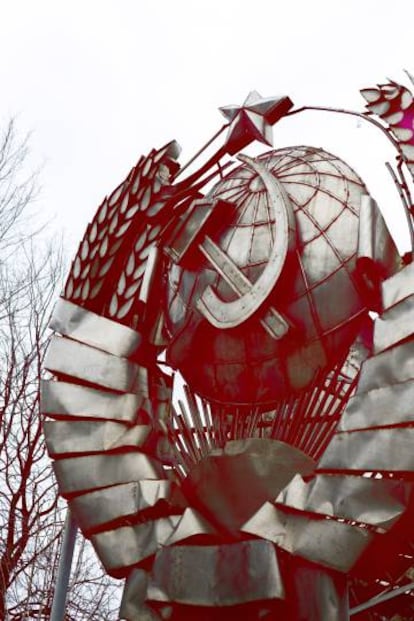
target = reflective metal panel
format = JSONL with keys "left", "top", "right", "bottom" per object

{"left": 356, "top": 338, "right": 414, "bottom": 395}
{"left": 320, "top": 427, "right": 414, "bottom": 471}
{"left": 277, "top": 474, "right": 410, "bottom": 529}
{"left": 41, "top": 380, "right": 143, "bottom": 422}
{"left": 43, "top": 420, "right": 150, "bottom": 456}
{"left": 71, "top": 480, "right": 179, "bottom": 533}
{"left": 338, "top": 378, "right": 414, "bottom": 431}
{"left": 197, "top": 155, "right": 295, "bottom": 336}
{"left": 381, "top": 261, "right": 414, "bottom": 310}
{"left": 184, "top": 438, "right": 314, "bottom": 531}
{"left": 357, "top": 195, "right": 399, "bottom": 281}
{"left": 147, "top": 540, "right": 284, "bottom": 605}
{"left": 49, "top": 297, "right": 141, "bottom": 356}
{"left": 374, "top": 294, "right": 414, "bottom": 354}
{"left": 53, "top": 453, "right": 164, "bottom": 496}
{"left": 242, "top": 502, "right": 373, "bottom": 572}
{"left": 291, "top": 563, "right": 348, "bottom": 621}
{"left": 120, "top": 569, "right": 156, "bottom": 621}
{"left": 164, "top": 507, "right": 216, "bottom": 545}
{"left": 197, "top": 234, "right": 289, "bottom": 338}
{"left": 91, "top": 516, "right": 181, "bottom": 572}
{"left": 45, "top": 336, "right": 141, "bottom": 393}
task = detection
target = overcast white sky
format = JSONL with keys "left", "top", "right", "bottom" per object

{"left": 1, "top": 0, "right": 414, "bottom": 255}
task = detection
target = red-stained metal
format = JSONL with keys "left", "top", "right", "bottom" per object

{"left": 43, "top": 80, "right": 414, "bottom": 620}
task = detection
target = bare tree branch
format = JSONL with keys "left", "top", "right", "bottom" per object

{"left": 0, "top": 119, "right": 120, "bottom": 620}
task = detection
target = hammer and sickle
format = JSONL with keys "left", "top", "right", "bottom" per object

{"left": 196, "top": 155, "right": 296, "bottom": 339}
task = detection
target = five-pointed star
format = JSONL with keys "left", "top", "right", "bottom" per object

{"left": 220, "top": 91, "right": 293, "bottom": 154}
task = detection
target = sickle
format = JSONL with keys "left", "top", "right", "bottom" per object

{"left": 196, "top": 154, "right": 296, "bottom": 334}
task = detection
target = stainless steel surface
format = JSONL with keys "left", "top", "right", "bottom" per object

{"left": 166, "top": 146, "right": 374, "bottom": 406}
{"left": 164, "top": 197, "right": 219, "bottom": 264}
{"left": 197, "top": 154, "right": 295, "bottom": 338}
{"left": 350, "top": 581, "right": 414, "bottom": 615}
{"left": 64, "top": 140, "right": 181, "bottom": 329}
{"left": 41, "top": 379, "right": 144, "bottom": 422}
{"left": 374, "top": 293, "right": 414, "bottom": 354}
{"left": 292, "top": 564, "right": 349, "bottom": 621}
{"left": 139, "top": 245, "right": 159, "bottom": 304}
{"left": 164, "top": 507, "right": 216, "bottom": 545}
{"left": 220, "top": 91, "right": 293, "bottom": 154}
{"left": 121, "top": 603, "right": 160, "bottom": 621}
{"left": 45, "top": 335, "right": 141, "bottom": 393}
{"left": 198, "top": 234, "right": 289, "bottom": 338}
{"left": 184, "top": 438, "right": 314, "bottom": 531}
{"left": 381, "top": 261, "right": 414, "bottom": 310}
{"left": 42, "top": 82, "right": 414, "bottom": 618}
{"left": 120, "top": 569, "right": 156, "bottom": 621}
{"left": 242, "top": 501, "right": 373, "bottom": 572}
{"left": 91, "top": 516, "right": 181, "bottom": 572}
{"left": 147, "top": 540, "right": 284, "bottom": 605}
{"left": 91, "top": 509, "right": 212, "bottom": 573}
{"left": 357, "top": 195, "right": 399, "bottom": 283}
{"left": 361, "top": 80, "right": 414, "bottom": 182}
{"left": 277, "top": 474, "right": 410, "bottom": 529}
{"left": 71, "top": 481, "right": 179, "bottom": 533}
{"left": 319, "top": 427, "right": 414, "bottom": 472}
{"left": 49, "top": 297, "right": 141, "bottom": 356}
{"left": 43, "top": 420, "right": 150, "bottom": 456}
{"left": 50, "top": 510, "right": 78, "bottom": 621}
{"left": 356, "top": 338, "right": 414, "bottom": 395}
{"left": 338, "top": 378, "right": 414, "bottom": 431}
{"left": 53, "top": 453, "right": 164, "bottom": 496}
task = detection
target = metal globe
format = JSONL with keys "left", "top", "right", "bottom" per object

{"left": 166, "top": 146, "right": 372, "bottom": 407}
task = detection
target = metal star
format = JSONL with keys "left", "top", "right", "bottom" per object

{"left": 220, "top": 91, "right": 293, "bottom": 155}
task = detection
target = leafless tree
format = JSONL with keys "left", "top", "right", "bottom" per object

{"left": 0, "top": 119, "right": 120, "bottom": 619}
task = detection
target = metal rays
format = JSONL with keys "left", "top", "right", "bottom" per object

{"left": 167, "top": 358, "right": 356, "bottom": 480}
{"left": 268, "top": 361, "right": 357, "bottom": 462}
{"left": 167, "top": 390, "right": 264, "bottom": 478}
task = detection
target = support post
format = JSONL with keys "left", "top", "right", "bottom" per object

{"left": 50, "top": 509, "right": 78, "bottom": 621}
{"left": 350, "top": 581, "right": 414, "bottom": 616}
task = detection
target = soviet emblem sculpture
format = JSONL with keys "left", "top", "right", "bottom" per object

{"left": 43, "top": 79, "right": 414, "bottom": 619}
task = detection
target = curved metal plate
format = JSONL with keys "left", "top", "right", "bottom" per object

{"left": 183, "top": 438, "right": 315, "bottom": 531}
{"left": 242, "top": 502, "right": 373, "bottom": 572}
{"left": 147, "top": 540, "right": 284, "bottom": 606}
{"left": 49, "top": 297, "right": 141, "bottom": 357}
{"left": 43, "top": 420, "right": 151, "bottom": 456}
{"left": 71, "top": 480, "right": 179, "bottom": 533}
{"left": 53, "top": 453, "right": 164, "bottom": 496}
{"left": 91, "top": 516, "right": 181, "bottom": 573}
{"left": 196, "top": 155, "right": 295, "bottom": 330}
{"left": 41, "top": 379, "right": 144, "bottom": 422}
{"left": 44, "top": 336, "right": 141, "bottom": 393}
{"left": 319, "top": 427, "right": 414, "bottom": 472}
{"left": 277, "top": 474, "right": 410, "bottom": 529}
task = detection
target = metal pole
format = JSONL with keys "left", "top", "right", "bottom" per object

{"left": 172, "top": 123, "right": 228, "bottom": 180}
{"left": 350, "top": 581, "right": 414, "bottom": 616}
{"left": 50, "top": 509, "right": 78, "bottom": 621}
